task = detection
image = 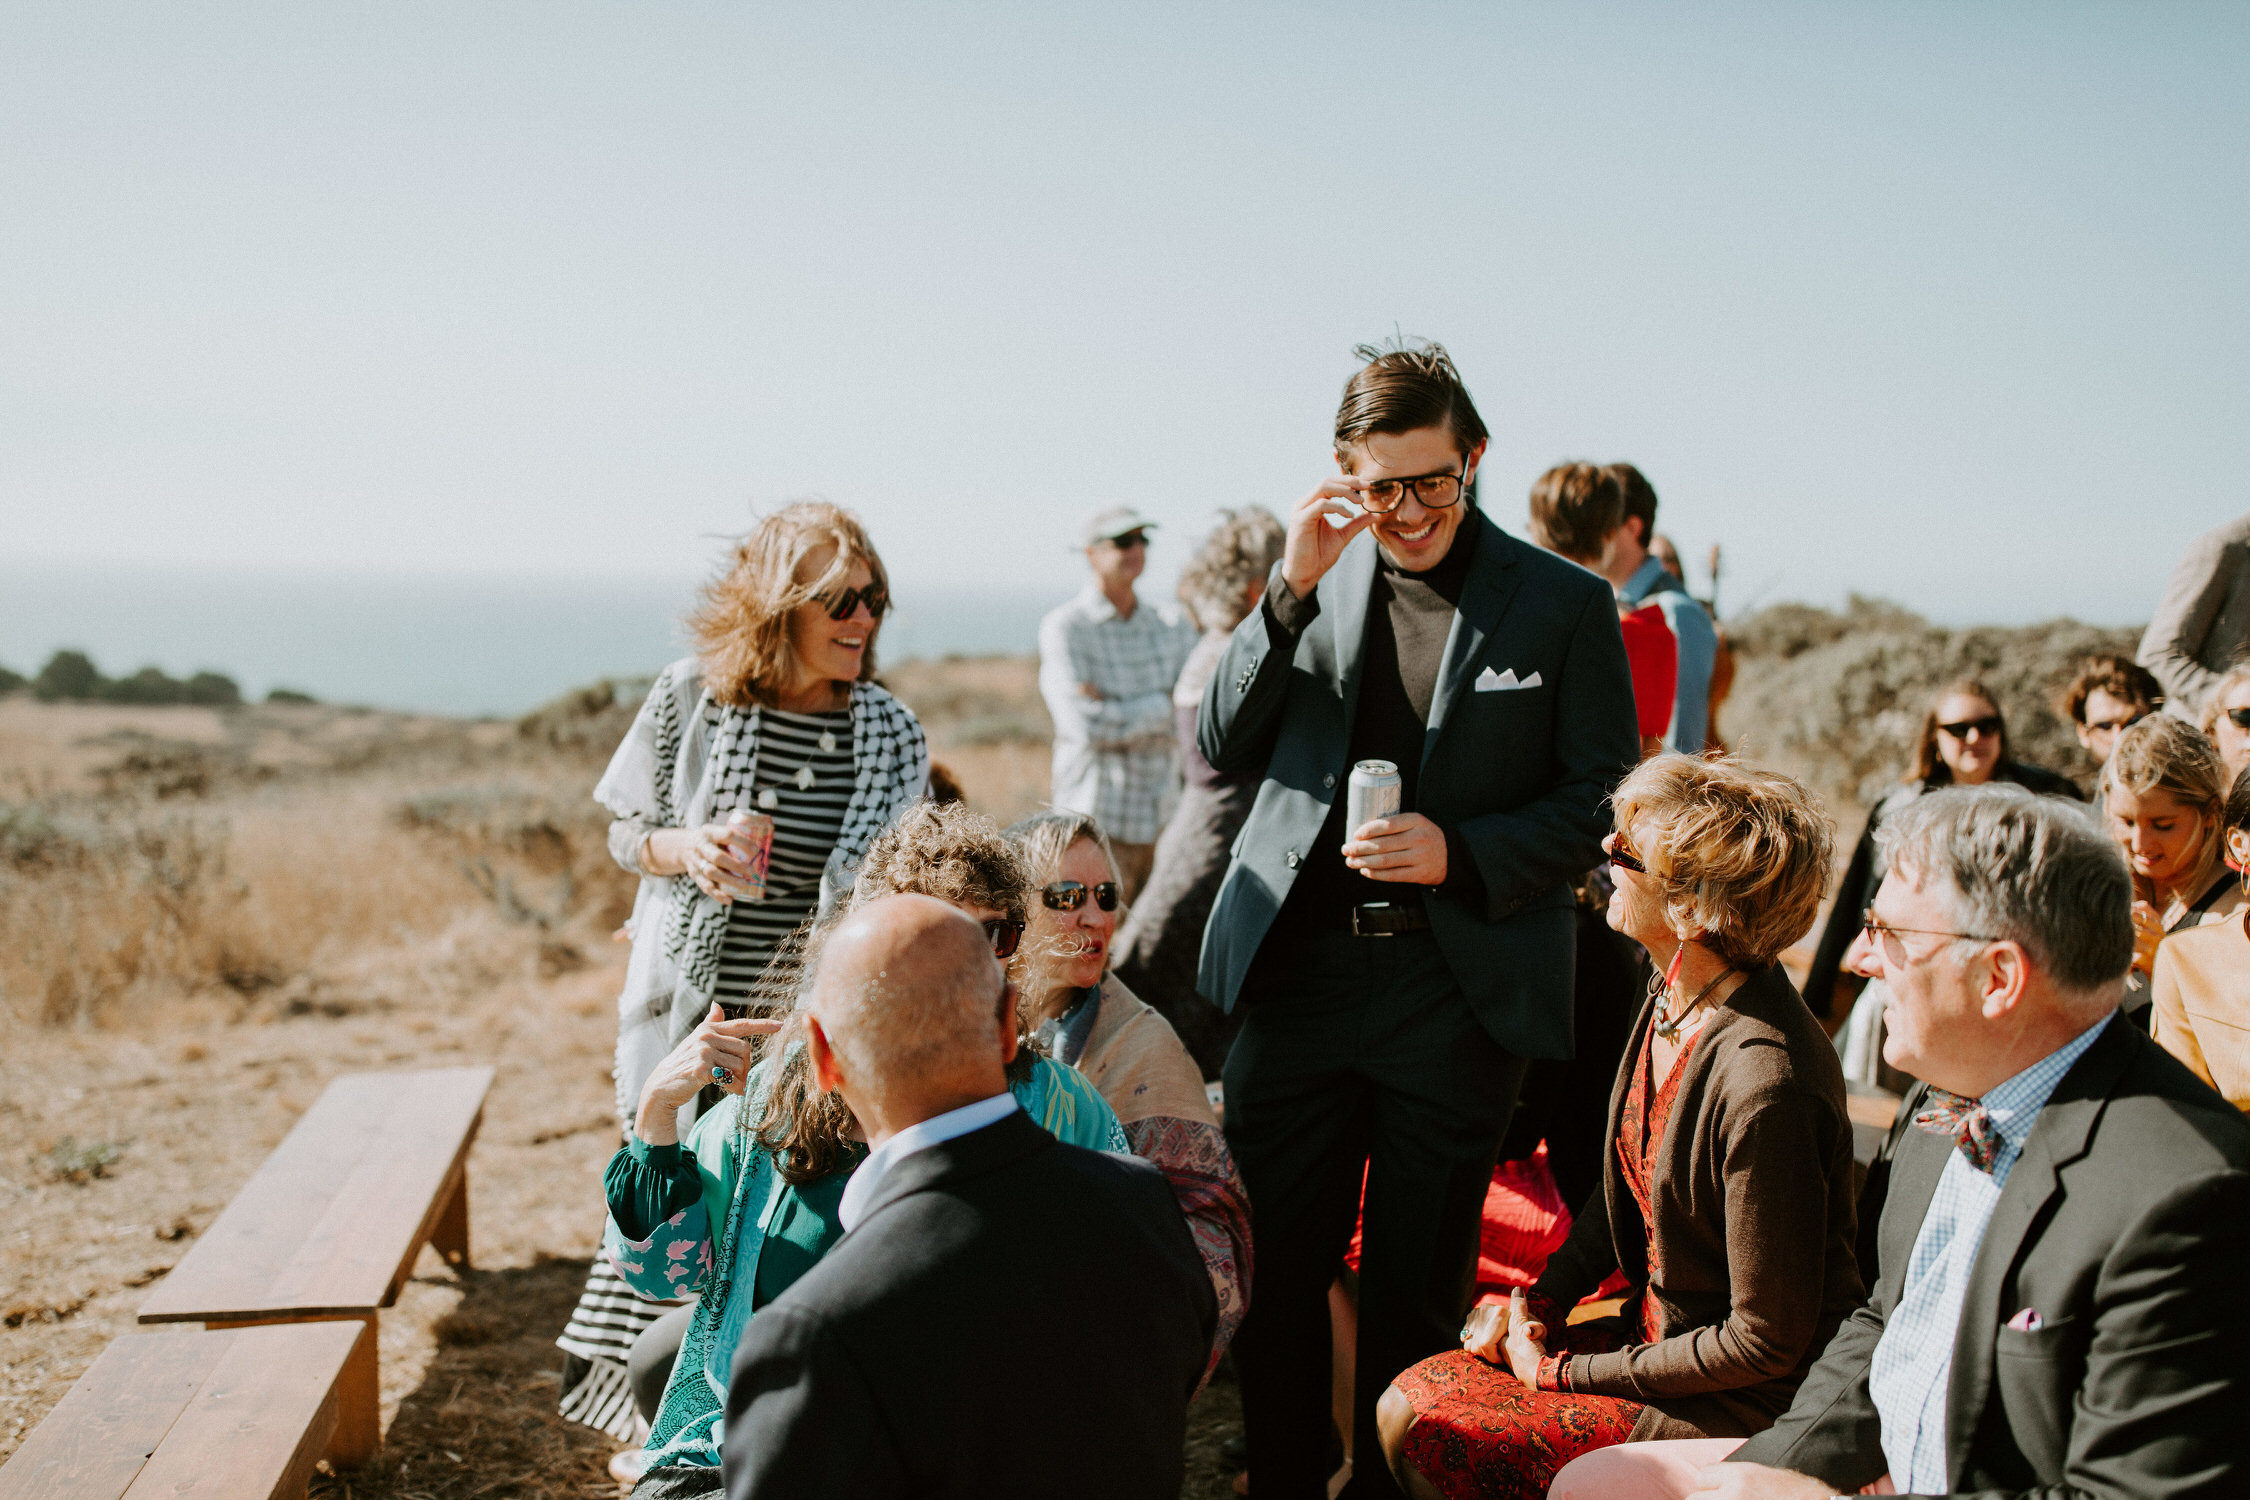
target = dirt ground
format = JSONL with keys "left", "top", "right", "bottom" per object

{"left": 0, "top": 670, "right": 1250, "bottom": 1498}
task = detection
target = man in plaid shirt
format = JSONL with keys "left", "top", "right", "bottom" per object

{"left": 1038, "top": 505, "right": 1196, "bottom": 898}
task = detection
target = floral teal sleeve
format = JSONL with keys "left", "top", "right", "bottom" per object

{"left": 1023, "top": 1055, "right": 1129, "bottom": 1152}
{"left": 602, "top": 1086, "right": 752, "bottom": 1300}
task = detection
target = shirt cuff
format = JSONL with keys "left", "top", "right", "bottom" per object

{"left": 1536, "top": 1353, "right": 1570, "bottom": 1392}
{"left": 1262, "top": 564, "right": 1320, "bottom": 640}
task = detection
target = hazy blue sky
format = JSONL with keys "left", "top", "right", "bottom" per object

{"left": 7, "top": 1, "right": 2247, "bottom": 632}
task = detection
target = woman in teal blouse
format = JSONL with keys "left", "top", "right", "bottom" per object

{"left": 605, "top": 954, "right": 1124, "bottom": 1497}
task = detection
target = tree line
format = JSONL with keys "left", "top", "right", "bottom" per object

{"left": 0, "top": 649, "right": 316, "bottom": 706}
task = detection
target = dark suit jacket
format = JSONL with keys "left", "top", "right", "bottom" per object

{"left": 1731, "top": 1015, "right": 2250, "bottom": 1499}
{"left": 722, "top": 1110, "right": 1216, "bottom": 1500}
{"left": 1194, "top": 512, "right": 1639, "bottom": 1058}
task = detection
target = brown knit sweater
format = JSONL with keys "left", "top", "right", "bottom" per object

{"left": 1532, "top": 964, "right": 1865, "bottom": 1441}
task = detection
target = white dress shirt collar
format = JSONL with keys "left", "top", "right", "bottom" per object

{"left": 837, "top": 1091, "right": 1018, "bottom": 1232}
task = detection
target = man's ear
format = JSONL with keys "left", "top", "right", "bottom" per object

{"left": 806, "top": 1014, "right": 846, "bottom": 1095}
{"left": 1334, "top": 446, "right": 1357, "bottom": 476}
{"left": 1979, "top": 941, "right": 2032, "bottom": 1020}
{"left": 996, "top": 982, "right": 1021, "bottom": 1067}
{"left": 1462, "top": 438, "right": 1489, "bottom": 485}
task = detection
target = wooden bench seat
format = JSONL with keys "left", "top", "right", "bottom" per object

{"left": 0, "top": 1322, "right": 366, "bottom": 1500}
{"left": 136, "top": 1065, "right": 494, "bottom": 1462}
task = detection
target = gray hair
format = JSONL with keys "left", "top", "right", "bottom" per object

{"left": 1177, "top": 508, "right": 1286, "bottom": 632}
{"left": 1876, "top": 785, "right": 2132, "bottom": 998}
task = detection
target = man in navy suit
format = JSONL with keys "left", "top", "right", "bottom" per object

{"left": 1198, "top": 342, "right": 1639, "bottom": 1498}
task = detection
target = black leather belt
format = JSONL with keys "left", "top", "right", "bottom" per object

{"left": 1350, "top": 902, "right": 1431, "bottom": 937}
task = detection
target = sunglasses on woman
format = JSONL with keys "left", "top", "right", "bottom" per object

{"left": 2228, "top": 707, "right": 2250, "bottom": 731}
{"left": 981, "top": 919, "right": 1025, "bottom": 959}
{"left": 1937, "top": 715, "right": 2003, "bottom": 740}
{"left": 1041, "top": 880, "right": 1120, "bottom": 912}
{"left": 816, "top": 582, "right": 890, "bottom": 621}
{"left": 1605, "top": 831, "right": 1647, "bottom": 875}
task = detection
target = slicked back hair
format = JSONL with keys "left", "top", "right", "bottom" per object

{"left": 1877, "top": 785, "right": 2132, "bottom": 998}
{"left": 1333, "top": 340, "right": 1489, "bottom": 462}
{"left": 1526, "top": 462, "right": 1624, "bottom": 564}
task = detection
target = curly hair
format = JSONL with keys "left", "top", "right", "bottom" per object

{"left": 686, "top": 500, "right": 888, "bottom": 709}
{"left": 752, "top": 802, "right": 1046, "bottom": 1183}
{"left": 1611, "top": 753, "right": 1835, "bottom": 971}
{"left": 1177, "top": 508, "right": 1286, "bottom": 633}
{"left": 2057, "top": 653, "right": 2161, "bottom": 725}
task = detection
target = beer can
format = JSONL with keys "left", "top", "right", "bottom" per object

{"left": 724, "top": 810, "right": 775, "bottom": 902}
{"left": 1347, "top": 760, "right": 1402, "bottom": 838}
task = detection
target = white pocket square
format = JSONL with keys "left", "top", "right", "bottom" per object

{"left": 1474, "top": 667, "right": 1542, "bottom": 692}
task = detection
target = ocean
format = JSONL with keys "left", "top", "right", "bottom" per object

{"left": 0, "top": 563, "right": 1074, "bottom": 718}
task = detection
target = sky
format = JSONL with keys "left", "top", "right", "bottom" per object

{"left": 5, "top": 1, "right": 2248, "bottom": 664}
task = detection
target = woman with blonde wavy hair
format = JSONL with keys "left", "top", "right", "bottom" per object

{"left": 2102, "top": 712, "right": 2243, "bottom": 1019}
{"left": 599, "top": 802, "right": 1125, "bottom": 1497}
{"left": 1376, "top": 756, "right": 1863, "bottom": 1500}
{"left": 559, "top": 502, "right": 929, "bottom": 1441}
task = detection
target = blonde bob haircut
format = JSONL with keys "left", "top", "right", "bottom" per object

{"left": 687, "top": 500, "right": 888, "bottom": 709}
{"left": 1612, "top": 754, "right": 1835, "bottom": 972}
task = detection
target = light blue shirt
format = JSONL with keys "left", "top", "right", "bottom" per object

{"left": 1866, "top": 1016, "right": 2111, "bottom": 1492}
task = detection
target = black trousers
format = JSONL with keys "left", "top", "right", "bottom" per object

{"left": 1223, "top": 929, "right": 1528, "bottom": 1500}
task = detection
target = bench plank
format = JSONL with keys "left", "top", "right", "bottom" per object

{"left": 121, "top": 1321, "right": 362, "bottom": 1500}
{"left": 139, "top": 1066, "right": 492, "bottom": 1323}
{"left": 0, "top": 1323, "right": 361, "bottom": 1500}
{"left": 0, "top": 1332, "right": 225, "bottom": 1500}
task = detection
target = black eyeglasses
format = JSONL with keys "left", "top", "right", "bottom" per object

{"left": 982, "top": 919, "right": 1025, "bottom": 959}
{"left": 1041, "top": 880, "right": 1120, "bottom": 913}
{"left": 1360, "top": 462, "right": 1467, "bottom": 515}
{"left": 1605, "top": 831, "right": 1647, "bottom": 876}
{"left": 2084, "top": 710, "right": 2146, "bottom": 736}
{"left": 1104, "top": 531, "right": 1149, "bottom": 550}
{"left": 816, "top": 583, "right": 890, "bottom": 621}
{"left": 2228, "top": 707, "right": 2250, "bottom": 731}
{"left": 1937, "top": 716, "right": 2003, "bottom": 741}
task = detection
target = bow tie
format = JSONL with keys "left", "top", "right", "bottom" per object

{"left": 1913, "top": 1088, "right": 2000, "bottom": 1173}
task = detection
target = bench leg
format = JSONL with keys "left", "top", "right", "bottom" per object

{"left": 431, "top": 1170, "right": 471, "bottom": 1270}
{"left": 329, "top": 1314, "right": 381, "bottom": 1469}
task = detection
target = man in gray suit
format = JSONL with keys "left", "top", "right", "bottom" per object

{"left": 1198, "top": 342, "right": 1639, "bottom": 1499}
{"left": 2138, "top": 511, "right": 2250, "bottom": 720}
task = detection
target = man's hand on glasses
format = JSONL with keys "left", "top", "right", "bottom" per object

{"left": 1280, "top": 478, "right": 1379, "bottom": 601}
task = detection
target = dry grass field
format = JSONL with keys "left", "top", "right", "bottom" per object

{"left": 0, "top": 659, "right": 1244, "bottom": 1499}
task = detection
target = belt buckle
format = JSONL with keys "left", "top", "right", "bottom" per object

{"left": 1352, "top": 903, "right": 1397, "bottom": 938}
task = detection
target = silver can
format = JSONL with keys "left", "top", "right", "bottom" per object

{"left": 1347, "top": 759, "right": 1402, "bottom": 838}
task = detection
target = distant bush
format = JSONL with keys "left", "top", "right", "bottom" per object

{"left": 28, "top": 649, "right": 241, "bottom": 706}
{"left": 1725, "top": 597, "right": 2140, "bottom": 813}
{"left": 0, "top": 662, "right": 24, "bottom": 695}
{"left": 265, "top": 687, "right": 318, "bottom": 705}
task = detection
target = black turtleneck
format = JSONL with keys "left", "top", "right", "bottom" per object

{"left": 1264, "top": 520, "right": 1481, "bottom": 940}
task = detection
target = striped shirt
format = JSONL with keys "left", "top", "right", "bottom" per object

{"left": 709, "top": 705, "right": 856, "bottom": 1002}
{"left": 1038, "top": 583, "right": 1196, "bottom": 843}
{"left": 1867, "top": 1015, "right": 2111, "bottom": 1491}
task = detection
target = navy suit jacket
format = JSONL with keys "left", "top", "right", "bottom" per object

{"left": 1195, "top": 511, "right": 1638, "bottom": 1059}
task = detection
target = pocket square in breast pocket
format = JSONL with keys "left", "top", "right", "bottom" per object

{"left": 1474, "top": 667, "right": 1542, "bottom": 692}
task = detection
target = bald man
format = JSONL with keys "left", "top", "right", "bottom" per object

{"left": 722, "top": 895, "right": 1216, "bottom": 1500}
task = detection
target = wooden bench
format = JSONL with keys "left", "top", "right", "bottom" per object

{"left": 0, "top": 1322, "right": 366, "bottom": 1500}
{"left": 135, "top": 1065, "right": 494, "bottom": 1464}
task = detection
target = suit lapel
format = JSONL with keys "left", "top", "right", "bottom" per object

{"left": 1324, "top": 534, "right": 1379, "bottom": 745}
{"left": 1942, "top": 1018, "right": 2128, "bottom": 1484}
{"left": 1422, "top": 515, "right": 1524, "bottom": 772}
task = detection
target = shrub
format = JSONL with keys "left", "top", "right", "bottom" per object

{"left": 33, "top": 649, "right": 102, "bottom": 701}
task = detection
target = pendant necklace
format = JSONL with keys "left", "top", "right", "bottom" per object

{"left": 1652, "top": 966, "right": 1735, "bottom": 1043}
{"left": 755, "top": 723, "right": 842, "bottom": 810}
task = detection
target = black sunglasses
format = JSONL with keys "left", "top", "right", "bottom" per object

{"left": 1605, "top": 831, "right": 1647, "bottom": 875}
{"left": 1937, "top": 716, "right": 2003, "bottom": 740}
{"left": 1041, "top": 880, "right": 1119, "bottom": 913}
{"left": 1105, "top": 531, "right": 1149, "bottom": 550}
{"left": 982, "top": 918, "right": 1025, "bottom": 959}
{"left": 2228, "top": 708, "right": 2250, "bottom": 731}
{"left": 817, "top": 583, "right": 890, "bottom": 621}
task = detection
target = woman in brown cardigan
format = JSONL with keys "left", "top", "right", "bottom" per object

{"left": 1375, "top": 756, "right": 1864, "bottom": 1500}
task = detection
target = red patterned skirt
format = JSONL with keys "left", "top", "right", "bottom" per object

{"left": 1391, "top": 1327, "right": 1646, "bottom": 1500}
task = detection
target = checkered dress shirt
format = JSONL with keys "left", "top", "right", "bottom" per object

{"left": 1866, "top": 1016, "right": 2110, "bottom": 1492}
{"left": 1038, "top": 584, "right": 1196, "bottom": 843}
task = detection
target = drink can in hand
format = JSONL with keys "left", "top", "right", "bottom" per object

{"left": 1347, "top": 760, "right": 1402, "bottom": 842}
{"left": 724, "top": 810, "right": 774, "bottom": 902}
